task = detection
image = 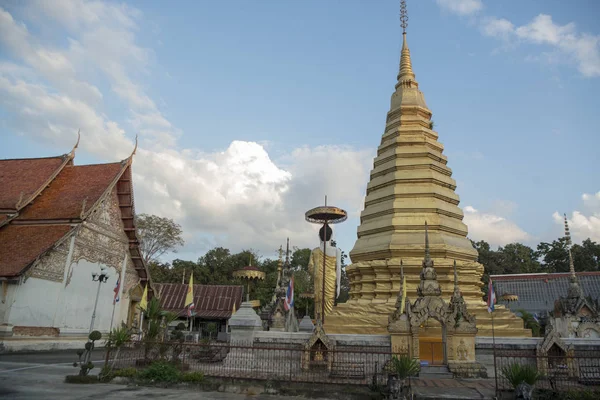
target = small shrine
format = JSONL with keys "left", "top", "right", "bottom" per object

{"left": 388, "top": 222, "right": 485, "bottom": 377}
{"left": 548, "top": 216, "right": 600, "bottom": 338}
{"left": 536, "top": 327, "right": 577, "bottom": 379}
{"left": 301, "top": 319, "right": 336, "bottom": 372}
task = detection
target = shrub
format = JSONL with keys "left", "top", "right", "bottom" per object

{"left": 74, "top": 331, "right": 102, "bottom": 376}
{"left": 180, "top": 371, "right": 205, "bottom": 383}
{"left": 386, "top": 355, "right": 420, "bottom": 379}
{"left": 501, "top": 363, "right": 541, "bottom": 388}
{"left": 139, "top": 361, "right": 181, "bottom": 383}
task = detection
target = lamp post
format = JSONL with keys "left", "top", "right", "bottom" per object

{"left": 89, "top": 266, "right": 110, "bottom": 333}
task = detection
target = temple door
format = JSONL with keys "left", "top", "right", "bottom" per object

{"left": 419, "top": 338, "right": 444, "bottom": 365}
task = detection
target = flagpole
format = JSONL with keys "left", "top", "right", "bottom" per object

{"left": 492, "top": 309, "right": 498, "bottom": 395}
{"left": 109, "top": 301, "right": 117, "bottom": 333}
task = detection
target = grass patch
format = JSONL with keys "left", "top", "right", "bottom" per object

{"left": 65, "top": 375, "right": 99, "bottom": 384}
{"left": 180, "top": 371, "right": 205, "bottom": 383}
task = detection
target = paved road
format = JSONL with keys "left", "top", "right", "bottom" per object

{"left": 0, "top": 350, "right": 326, "bottom": 399}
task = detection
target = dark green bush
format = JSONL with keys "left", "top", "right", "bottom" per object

{"left": 181, "top": 371, "right": 204, "bottom": 383}
{"left": 139, "top": 361, "right": 181, "bottom": 383}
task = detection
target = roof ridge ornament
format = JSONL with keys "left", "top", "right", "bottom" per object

{"left": 68, "top": 129, "right": 81, "bottom": 159}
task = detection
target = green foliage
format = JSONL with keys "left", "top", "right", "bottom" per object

{"left": 538, "top": 237, "right": 600, "bottom": 273}
{"left": 114, "top": 367, "right": 138, "bottom": 378}
{"left": 429, "top": 120, "right": 435, "bottom": 129}
{"left": 106, "top": 324, "right": 131, "bottom": 348}
{"left": 135, "top": 213, "right": 185, "bottom": 264}
{"left": 501, "top": 363, "right": 541, "bottom": 388}
{"left": 139, "top": 361, "right": 181, "bottom": 383}
{"left": 180, "top": 371, "right": 205, "bottom": 383}
{"left": 75, "top": 330, "right": 101, "bottom": 376}
{"left": 386, "top": 355, "right": 420, "bottom": 379}
{"left": 517, "top": 309, "right": 541, "bottom": 337}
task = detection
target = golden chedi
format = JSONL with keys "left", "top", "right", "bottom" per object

{"left": 325, "top": 29, "right": 530, "bottom": 337}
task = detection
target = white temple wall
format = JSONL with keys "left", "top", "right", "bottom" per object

{"left": 2, "top": 188, "right": 142, "bottom": 338}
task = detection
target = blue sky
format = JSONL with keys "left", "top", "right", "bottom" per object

{"left": 1, "top": 0, "right": 599, "bottom": 262}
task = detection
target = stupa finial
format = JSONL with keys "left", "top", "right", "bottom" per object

{"left": 397, "top": 0, "right": 417, "bottom": 87}
{"left": 400, "top": 0, "right": 408, "bottom": 34}
{"left": 453, "top": 260, "right": 460, "bottom": 296}
{"left": 564, "top": 213, "right": 576, "bottom": 276}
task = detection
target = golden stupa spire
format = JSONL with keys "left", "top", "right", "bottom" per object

{"left": 396, "top": 0, "right": 417, "bottom": 88}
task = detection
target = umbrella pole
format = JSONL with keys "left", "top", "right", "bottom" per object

{"left": 321, "top": 221, "right": 328, "bottom": 325}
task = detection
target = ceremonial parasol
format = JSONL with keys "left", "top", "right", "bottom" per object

{"left": 233, "top": 258, "right": 266, "bottom": 303}
{"left": 305, "top": 196, "right": 347, "bottom": 324}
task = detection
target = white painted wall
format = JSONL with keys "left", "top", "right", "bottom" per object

{"left": 8, "top": 259, "right": 122, "bottom": 335}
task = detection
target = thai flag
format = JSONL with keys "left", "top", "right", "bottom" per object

{"left": 487, "top": 278, "right": 496, "bottom": 313}
{"left": 284, "top": 277, "right": 294, "bottom": 311}
{"left": 113, "top": 277, "right": 120, "bottom": 305}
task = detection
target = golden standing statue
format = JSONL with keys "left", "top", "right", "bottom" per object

{"left": 307, "top": 225, "right": 341, "bottom": 319}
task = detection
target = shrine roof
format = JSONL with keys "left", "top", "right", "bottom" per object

{"left": 491, "top": 272, "right": 600, "bottom": 316}
{"left": 0, "top": 224, "right": 71, "bottom": 277}
{"left": 155, "top": 283, "right": 243, "bottom": 319}
{"left": 17, "top": 162, "right": 123, "bottom": 221}
{"left": 0, "top": 156, "right": 68, "bottom": 211}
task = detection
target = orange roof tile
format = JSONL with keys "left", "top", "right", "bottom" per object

{"left": 18, "top": 163, "right": 123, "bottom": 221}
{"left": 0, "top": 156, "right": 67, "bottom": 210}
{"left": 0, "top": 224, "right": 71, "bottom": 277}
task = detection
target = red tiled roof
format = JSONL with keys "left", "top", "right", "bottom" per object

{"left": 17, "top": 163, "right": 123, "bottom": 221}
{"left": 0, "top": 156, "right": 67, "bottom": 210}
{"left": 0, "top": 224, "right": 71, "bottom": 277}
{"left": 155, "top": 283, "right": 243, "bottom": 319}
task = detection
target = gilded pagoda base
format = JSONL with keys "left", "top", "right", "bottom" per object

{"left": 325, "top": 300, "right": 531, "bottom": 337}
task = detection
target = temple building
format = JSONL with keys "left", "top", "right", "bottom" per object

{"left": 155, "top": 283, "right": 242, "bottom": 339}
{"left": 326, "top": 14, "right": 528, "bottom": 336}
{"left": 0, "top": 138, "right": 151, "bottom": 350}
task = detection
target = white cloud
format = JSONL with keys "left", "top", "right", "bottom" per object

{"left": 481, "top": 17, "right": 514, "bottom": 39}
{"left": 480, "top": 14, "right": 600, "bottom": 78}
{"left": 555, "top": 192, "right": 600, "bottom": 243}
{"left": 436, "top": 0, "right": 482, "bottom": 16}
{"left": 0, "top": 1, "right": 374, "bottom": 257}
{"left": 463, "top": 205, "right": 530, "bottom": 247}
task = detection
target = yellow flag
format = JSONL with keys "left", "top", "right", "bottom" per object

{"left": 185, "top": 272, "right": 195, "bottom": 316}
{"left": 139, "top": 284, "right": 148, "bottom": 310}
{"left": 400, "top": 276, "right": 407, "bottom": 313}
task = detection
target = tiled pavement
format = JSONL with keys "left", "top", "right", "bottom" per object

{"left": 411, "top": 378, "right": 496, "bottom": 399}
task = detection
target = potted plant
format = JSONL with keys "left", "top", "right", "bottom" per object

{"left": 385, "top": 355, "right": 420, "bottom": 399}
{"left": 501, "top": 363, "right": 541, "bottom": 400}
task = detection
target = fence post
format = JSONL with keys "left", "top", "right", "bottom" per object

{"left": 182, "top": 343, "right": 187, "bottom": 372}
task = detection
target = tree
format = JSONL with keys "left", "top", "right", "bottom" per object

{"left": 497, "top": 243, "right": 541, "bottom": 274}
{"left": 135, "top": 214, "right": 184, "bottom": 264}
{"left": 537, "top": 237, "right": 570, "bottom": 273}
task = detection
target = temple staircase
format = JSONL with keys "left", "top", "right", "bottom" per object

{"left": 419, "top": 365, "right": 453, "bottom": 379}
